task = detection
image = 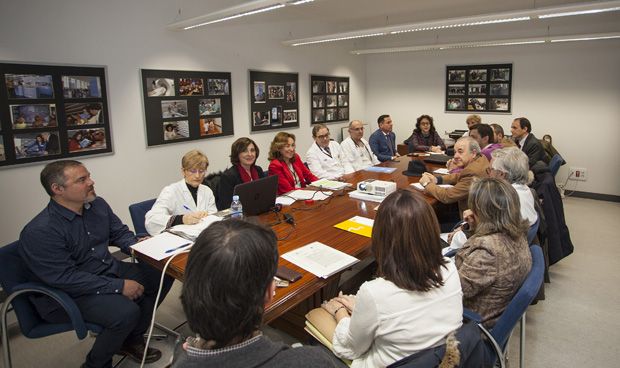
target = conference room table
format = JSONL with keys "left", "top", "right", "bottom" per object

{"left": 135, "top": 155, "right": 446, "bottom": 328}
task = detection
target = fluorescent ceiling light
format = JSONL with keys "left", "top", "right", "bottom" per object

{"left": 292, "top": 33, "right": 386, "bottom": 46}
{"left": 390, "top": 17, "right": 530, "bottom": 35}
{"left": 550, "top": 34, "right": 620, "bottom": 42}
{"left": 538, "top": 6, "right": 620, "bottom": 18}
{"left": 291, "top": 0, "right": 314, "bottom": 4}
{"left": 184, "top": 4, "right": 285, "bottom": 30}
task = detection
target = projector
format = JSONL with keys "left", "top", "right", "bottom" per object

{"left": 356, "top": 179, "right": 397, "bottom": 197}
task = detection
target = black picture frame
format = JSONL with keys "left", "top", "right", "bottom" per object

{"left": 0, "top": 62, "right": 112, "bottom": 167}
{"left": 310, "top": 75, "right": 349, "bottom": 125}
{"left": 141, "top": 69, "right": 233, "bottom": 146}
{"left": 249, "top": 70, "right": 299, "bottom": 132}
{"left": 445, "top": 64, "right": 512, "bottom": 113}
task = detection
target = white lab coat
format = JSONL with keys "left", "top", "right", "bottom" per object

{"left": 305, "top": 141, "right": 346, "bottom": 180}
{"left": 145, "top": 179, "right": 217, "bottom": 235}
{"left": 340, "top": 137, "right": 380, "bottom": 174}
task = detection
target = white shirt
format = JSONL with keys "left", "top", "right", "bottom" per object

{"left": 513, "top": 183, "right": 538, "bottom": 226}
{"left": 305, "top": 141, "right": 345, "bottom": 180}
{"left": 332, "top": 260, "right": 463, "bottom": 368}
{"left": 517, "top": 133, "right": 529, "bottom": 151}
{"left": 145, "top": 179, "right": 217, "bottom": 235}
{"left": 340, "top": 137, "right": 380, "bottom": 174}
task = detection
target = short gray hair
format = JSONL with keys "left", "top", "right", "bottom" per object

{"left": 491, "top": 147, "right": 529, "bottom": 184}
{"left": 457, "top": 136, "right": 481, "bottom": 155}
{"left": 40, "top": 160, "right": 83, "bottom": 197}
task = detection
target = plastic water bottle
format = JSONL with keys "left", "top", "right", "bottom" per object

{"left": 230, "top": 195, "right": 243, "bottom": 218}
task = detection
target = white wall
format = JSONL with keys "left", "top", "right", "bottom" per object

{"left": 0, "top": 0, "right": 366, "bottom": 245}
{"left": 365, "top": 40, "right": 620, "bottom": 196}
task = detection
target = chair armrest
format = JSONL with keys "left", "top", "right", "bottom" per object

{"left": 463, "top": 308, "right": 482, "bottom": 323}
{"left": 12, "top": 282, "right": 89, "bottom": 339}
{"left": 443, "top": 249, "right": 458, "bottom": 258}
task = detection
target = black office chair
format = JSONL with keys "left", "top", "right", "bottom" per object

{"left": 0, "top": 241, "right": 103, "bottom": 368}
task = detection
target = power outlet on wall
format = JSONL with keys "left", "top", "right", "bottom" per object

{"left": 569, "top": 167, "right": 587, "bottom": 181}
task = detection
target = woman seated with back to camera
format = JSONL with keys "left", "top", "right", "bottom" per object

{"left": 321, "top": 190, "right": 463, "bottom": 368}
{"left": 145, "top": 149, "right": 217, "bottom": 235}
{"left": 268, "top": 132, "right": 318, "bottom": 195}
{"left": 217, "top": 137, "right": 265, "bottom": 210}
{"left": 403, "top": 115, "right": 446, "bottom": 153}
{"left": 456, "top": 177, "right": 531, "bottom": 328}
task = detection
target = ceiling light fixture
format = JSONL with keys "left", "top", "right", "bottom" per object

{"left": 292, "top": 33, "right": 386, "bottom": 46}
{"left": 538, "top": 6, "right": 620, "bottom": 18}
{"left": 390, "top": 16, "right": 530, "bottom": 35}
{"left": 183, "top": 4, "right": 285, "bottom": 30}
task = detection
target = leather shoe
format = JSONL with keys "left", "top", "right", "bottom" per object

{"left": 119, "top": 341, "right": 162, "bottom": 364}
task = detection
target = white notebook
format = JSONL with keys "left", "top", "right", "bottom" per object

{"left": 282, "top": 241, "right": 359, "bottom": 279}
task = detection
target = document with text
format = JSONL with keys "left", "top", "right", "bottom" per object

{"left": 282, "top": 241, "right": 359, "bottom": 279}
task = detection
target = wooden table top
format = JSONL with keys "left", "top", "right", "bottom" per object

{"left": 135, "top": 155, "right": 443, "bottom": 323}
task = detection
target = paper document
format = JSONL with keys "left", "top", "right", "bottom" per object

{"left": 282, "top": 241, "right": 359, "bottom": 279}
{"left": 411, "top": 183, "right": 454, "bottom": 191}
{"left": 276, "top": 196, "right": 296, "bottom": 206}
{"left": 334, "top": 216, "right": 374, "bottom": 238}
{"left": 168, "top": 215, "right": 222, "bottom": 240}
{"left": 130, "top": 232, "right": 192, "bottom": 261}
{"left": 433, "top": 168, "right": 450, "bottom": 175}
{"left": 429, "top": 151, "right": 446, "bottom": 155}
{"left": 348, "top": 190, "right": 386, "bottom": 203}
{"left": 310, "top": 179, "right": 351, "bottom": 191}
{"left": 285, "top": 189, "right": 332, "bottom": 201}
{"left": 363, "top": 166, "right": 397, "bottom": 174}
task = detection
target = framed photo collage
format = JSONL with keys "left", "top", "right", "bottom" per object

{"left": 141, "top": 69, "right": 233, "bottom": 146}
{"left": 310, "top": 75, "right": 349, "bottom": 124}
{"left": 445, "top": 63, "right": 513, "bottom": 113}
{"left": 0, "top": 62, "right": 112, "bottom": 167}
{"left": 249, "top": 70, "right": 299, "bottom": 132}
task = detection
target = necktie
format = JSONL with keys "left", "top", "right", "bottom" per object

{"left": 386, "top": 134, "right": 394, "bottom": 155}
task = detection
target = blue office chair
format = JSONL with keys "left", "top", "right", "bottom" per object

{"left": 464, "top": 244, "right": 544, "bottom": 368}
{"left": 527, "top": 217, "right": 540, "bottom": 245}
{"left": 0, "top": 241, "right": 103, "bottom": 368}
{"left": 128, "top": 198, "right": 156, "bottom": 237}
{"left": 548, "top": 154, "right": 563, "bottom": 177}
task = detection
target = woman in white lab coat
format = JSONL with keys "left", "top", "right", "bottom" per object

{"left": 145, "top": 149, "right": 218, "bottom": 235}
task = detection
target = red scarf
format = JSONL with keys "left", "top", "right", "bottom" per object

{"left": 236, "top": 163, "right": 259, "bottom": 183}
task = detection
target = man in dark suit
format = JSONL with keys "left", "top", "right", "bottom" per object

{"left": 369, "top": 114, "right": 400, "bottom": 162}
{"left": 511, "top": 117, "right": 545, "bottom": 168}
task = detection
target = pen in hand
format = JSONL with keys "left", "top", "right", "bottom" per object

{"left": 165, "top": 243, "right": 192, "bottom": 254}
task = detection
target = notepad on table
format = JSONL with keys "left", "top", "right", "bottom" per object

{"left": 282, "top": 241, "right": 359, "bottom": 279}
{"left": 130, "top": 232, "right": 192, "bottom": 261}
{"left": 334, "top": 216, "right": 374, "bottom": 238}
{"left": 167, "top": 215, "right": 222, "bottom": 240}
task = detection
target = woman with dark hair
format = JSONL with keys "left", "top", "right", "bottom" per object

{"left": 268, "top": 132, "right": 318, "bottom": 195}
{"left": 217, "top": 137, "right": 266, "bottom": 210}
{"left": 403, "top": 115, "right": 446, "bottom": 153}
{"left": 322, "top": 190, "right": 462, "bottom": 367}
{"left": 456, "top": 177, "right": 531, "bottom": 327}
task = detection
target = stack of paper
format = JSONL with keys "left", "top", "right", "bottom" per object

{"left": 363, "top": 166, "right": 397, "bottom": 174}
{"left": 410, "top": 182, "right": 454, "bottom": 191}
{"left": 333, "top": 216, "right": 374, "bottom": 238}
{"left": 167, "top": 215, "right": 222, "bottom": 240}
{"left": 130, "top": 232, "right": 192, "bottom": 261}
{"left": 282, "top": 241, "right": 359, "bottom": 279}
{"left": 348, "top": 189, "right": 386, "bottom": 203}
{"left": 310, "top": 179, "right": 351, "bottom": 191}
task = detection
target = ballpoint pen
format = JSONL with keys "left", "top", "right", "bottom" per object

{"left": 165, "top": 242, "right": 191, "bottom": 254}
{"left": 183, "top": 205, "right": 191, "bottom": 211}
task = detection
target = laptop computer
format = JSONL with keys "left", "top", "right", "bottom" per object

{"left": 233, "top": 174, "right": 278, "bottom": 216}
{"left": 423, "top": 154, "right": 453, "bottom": 165}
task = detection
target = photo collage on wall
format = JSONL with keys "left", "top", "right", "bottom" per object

{"left": 249, "top": 70, "right": 299, "bottom": 132}
{"left": 445, "top": 64, "right": 512, "bottom": 113}
{"left": 310, "top": 75, "right": 349, "bottom": 125}
{"left": 141, "top": 69, "right": 233, "bottom": 146}
{"left": 0, "top": 63, "right": 112, "bottom": 167}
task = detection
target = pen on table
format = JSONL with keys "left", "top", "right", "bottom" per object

{"left": 165, "top": 242, "right": 192, "bottom": 254}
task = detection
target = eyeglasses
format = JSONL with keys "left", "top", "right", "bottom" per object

{"left": 186, "top": 169, "right": 206, "bottom": 175}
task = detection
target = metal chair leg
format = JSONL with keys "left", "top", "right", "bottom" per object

{"left": 520, "top": 312, "right": 526, "bottom": 368}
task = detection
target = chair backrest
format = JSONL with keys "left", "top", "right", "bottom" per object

{"left": 527, "top": 217, "right": 540, "bottom": 245}
{"left": 490, "top": 244, "right": 544, "bottom": 350}
{"left": 128, "top": 198, "right": 156, "bottom": 236}
{"left": 0, "top": 241, "right": 45, "bottom": 335}
{"left": 548, "top": 154, "right": 563, "bottom": 177}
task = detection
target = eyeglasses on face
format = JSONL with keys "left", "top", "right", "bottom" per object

{"left": 185, "top": 168, "right": 206, "bottom": 175}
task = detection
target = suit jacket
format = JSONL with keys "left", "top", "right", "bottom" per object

{"left": 145, "top": 179, "right": 217, "bottom": 235}
{"left": 268, "top": 153, "right": 319, "bottom": 195}
{"left": 425, "top": 154, "right": 489, "bottom": 215}
{"left": 216, "top": 165, "right": 265, "bottom": 210}
{"left": 520, "top": 133, "right": 545, "bottom": 168}
{"left": 369, "top": 129, "right": 397, "bottom": 162}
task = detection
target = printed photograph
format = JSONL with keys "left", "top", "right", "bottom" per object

{"left": 270, "top": 106, "right": 282, "bottom": 127}
{"left": 337, "top": 108, "right": 349, "bottom": 121}
{"left": 146, "top": 78, "right": 175, "bottom": 97}
{"left": 467, "top": 98, "right": 487, "bottom": 111}
{"left": 6, "top": 74, "right": 54, "bottom": 99}
{"left": 338, "top": 81, "right": 348, "bottom": 94}
{"left": 0, "top": 136, "right": 5, "bottom": 161}
{"left": 468, "top": 84, "right": 487, "bottom": 95}
{"left": 448, "top": 70, "right": 466, "bottom": 82}
{"left": 254, "top": 81, "right": 266, "bottom": 103}
{"left": 253, "top": 111, "right": 270, "bottom": 127}
{"left": 179, "top": 78, "right": 204, "bottom": 96}
{"left": 200, "top": 117, "right": 222, "bottom": 136}
{"left": 161, "top": 100, "right": 188, "bottom": 118}
{"left": 10, "top": 104, "right": 57, "bottom": 129}
{"left": 312, "top": 95, "right": 325, "bottom": 108}
{"left": 14, "top": 131, "right": 61, "bottom": 159}
{"left": 447, "top": 98, "right": 465, "bottom": 110}
{"left": 468, "top": 69, "right": 487, "bottom": 82}
{"left": 199, "top": 98, "right": 221, "bottom": 116}
{"left": 163, "top": 121, "right": 190, "bottom": 141}
{"left": 326, "top": 95, "right": 337, "bottom": 107}
{"left": 490, "top": 83, "right": 509, "bottom": 95}
{"left": 490, "top": 68, "right": 510, "bottom": 81}
{"left": 62, "top": 75, "right": 101, "bottom": 98}
{"left": 326, "top": 108, "right": 337, "bottom": 121}
{"left": 312, "top": 80, "right": 325, "bottom": 94}
{"left": 490, "top": 98, "right": 509, "bottom": 111}
{"left": 312, "top": 109, "right": 325, "bottom": 123}
{"left": 268, "top": 85, "right": 284, "bottom": 99}
{"left": 207, "top": 79, "right": 230, "bottom": 95}
{"left": 64, "top": 103, "right": 104, "bottom": 125}
{"left": 326, "top": 81, "right": 337, "bottom": 94}
{"left": 448, "top": 84, "right": 466, "bottom": 95}
{"left": 67, "top": 128, "right": 107, "bottom": 152}
{"left": 338, "top": 94, "right": 348, "bottom": 107}
{"left": 285, "top": 82, "right": 296, "bottom": 102}
{"left": 283, "top": 109, "right": 297, "bottom": 124}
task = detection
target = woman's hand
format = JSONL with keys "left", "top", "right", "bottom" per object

{"left": 333, "top": 291, "right": 356, "bottom": 313}
{"left": 321, "top": 299, "right": 346, "bottom": 318}
{"left": 183, "top": 211, "right": 209, "bottom": 225}
{"left": 462, "top": 209, "right": 477, "bottom": 230}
